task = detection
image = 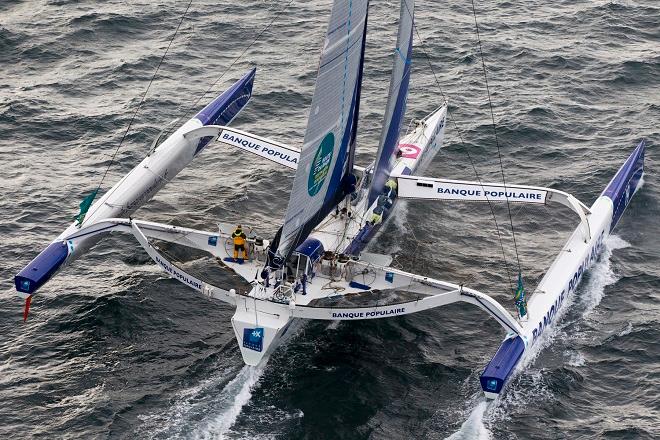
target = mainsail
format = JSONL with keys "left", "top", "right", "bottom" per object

{"left": 367, "top": 0, "right": 414, "bottom": 205}
{"left": 275, "top": 0, "right": 370, "bottom": 260}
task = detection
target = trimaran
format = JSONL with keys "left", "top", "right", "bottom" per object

{"left": 15, "top": 0, "right": 645, "bottom": 400}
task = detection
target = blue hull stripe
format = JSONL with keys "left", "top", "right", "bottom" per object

{"left": 479, "top": 336, "right": 525, "bottom": 394}
{"left": 602, "top": 140, "right": 645, "bottom": 231}
{"left": 194, "top": 68, "right": 256, "bottom": 155}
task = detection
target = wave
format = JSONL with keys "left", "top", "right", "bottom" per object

{"left": 445, "top": 234, "right": 629, "bottom": 438}
{"left": 580, "top": 235, "right": 629, "bottom": 318}
{"left": 135, "top": 362, "right": 267, "bottom": 440}
{"left": 445, "top": 400, "right": 492, "bottom": 440}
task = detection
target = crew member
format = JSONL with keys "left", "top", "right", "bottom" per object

{"left": 384, "top": 178, "right": 398, "bottom": 198}
{"left": 377, "top": 193, "right": 393, "bottom": 210}
{"left": 232, "top": 225, "right": 248, "bottom": 262}
{"left": 370, "top": 205, "right": 384, "bottom": 225}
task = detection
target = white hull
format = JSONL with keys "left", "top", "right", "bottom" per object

{"left": 480, "top": 141, "right": 645, "bottom": 397}
{"left": 15, "top": 69, "right": 256, "bottom": 298}
{"left": 230, "top": 105, "right": 447, "bottom": 365}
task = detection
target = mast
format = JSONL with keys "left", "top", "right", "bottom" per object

{"left": 367, "top": 0, "right": 414, "bottom": 205}
{"left": 273, "top": 0, "right": 370, "bottom": 263}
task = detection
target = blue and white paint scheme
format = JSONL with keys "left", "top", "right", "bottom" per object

{"left": 480, "top": 140, "right": 645, "bottom": 399}
{"left": 368, "top": 0, "right": 414, "bottom": 206}
{"left": 15, "top": 68, "right": 256, "bottom": 298}
{"left": 275, "top": 0, "right": 370, "bottom": 262}
{"left": 14, "top": 0, "right": 646, "bottom": 401}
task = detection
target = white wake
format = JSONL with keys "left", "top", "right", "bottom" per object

{"left": 444, "top": 400, "right": 492, "bottom": 440}
{"left": 191, "top": 363, "right": 267, "bottom": 440}
{"left": 136, "top": 360, "right": 268, "bottom": 440}
{"left": 580, "top": 235, "right": 629, "bottom": 318}
{"left": 444, "top": 234, "right": 628, "bottom": 439}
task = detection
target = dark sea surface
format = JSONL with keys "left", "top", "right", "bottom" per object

{"left": 1, "top": 0, "right": 658, "bottom": 438}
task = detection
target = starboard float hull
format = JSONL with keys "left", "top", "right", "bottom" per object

{"left": 480, "top": 140, "right": 645, "bottom": 399}
{"left": 14, "top": 69, "right": 256, "bottom": 298}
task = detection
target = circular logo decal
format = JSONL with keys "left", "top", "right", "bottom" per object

{"left": 308, "top": 132, "right": 335, "bottom": 196}
{"left": 398, "top": 143, "right": 421, "bottom": 159}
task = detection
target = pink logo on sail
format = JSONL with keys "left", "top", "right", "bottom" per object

{"left": 398, "top": 143, "right": 421, "bottom": 159}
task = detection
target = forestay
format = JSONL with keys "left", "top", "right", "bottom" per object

{"left": 368, "top": 0, "right": 414, "bottom": 205}
{"left": 276, "top": 0, "right": 370, "bottom": 260}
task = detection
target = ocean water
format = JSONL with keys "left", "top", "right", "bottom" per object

{"left": 1, "top": 0, "right": 658, "bottom": 439}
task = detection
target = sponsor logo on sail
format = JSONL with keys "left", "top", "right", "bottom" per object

{"left": 398, "top": 143, "right": 421, "bottom": 159}
{"left": 308, "top": 132, "right": 335, "bottom": 196}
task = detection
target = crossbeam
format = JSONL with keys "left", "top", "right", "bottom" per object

{"left": 183, "top": 125, "right": 300, "bottom": 169}
{"left": 66, "top": 218, "right": 523, "bottom": 338}
{"left": 396, "top": 175, "right": 592, "bottom": 242}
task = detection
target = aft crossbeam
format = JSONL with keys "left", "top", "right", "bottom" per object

{"left": 315, "top": 260, "right": 525, "bottom": 337}
{"left": 64, "top": 218, "right": 524, "bottom": 338}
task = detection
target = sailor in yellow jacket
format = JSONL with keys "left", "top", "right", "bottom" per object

{"left": 232, "top": 225, "right": 248, "bottom": 262}
{"left": 384, "top": 178, "right": 398, "bottom": 199}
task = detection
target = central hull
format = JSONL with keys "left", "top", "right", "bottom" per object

{"left": 230, "top": 105, "right": 447, "bottom": 365}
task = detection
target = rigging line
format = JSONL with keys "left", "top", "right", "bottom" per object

{"left": 469, "top": 0, "right": 522, "bottom": 275}
{"left": 403, "top": 1, "right": 514, "bottom": 292}
{"left": 96, "top": 0, "right": 194, "bottom": 193}
{"left": 86, "top": 0, "right": 291, "bottom": 223}
{"left": 177, "top": 0, "right": 295, "bottom": 126}
{"left": 81, "top": 0, "right": 194, "bottom": 224}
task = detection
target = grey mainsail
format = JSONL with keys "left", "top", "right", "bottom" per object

{"left": 275, "top": 0, "right": 370, "bottom": 261}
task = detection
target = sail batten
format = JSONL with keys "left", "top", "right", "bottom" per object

{"left": 368, "top": 0, "right": 414, "bottom": 205}
{"left": 275, "top": 0, "right": 370, "bottom": 261}
{"left": 319, "top": 20, "right": 367, "bottom": 69}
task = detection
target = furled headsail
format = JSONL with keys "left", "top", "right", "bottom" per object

{"left": 368, "top": 0, "right": 414, "bottom": 205}
{"left": 274, "top": 0, "right": 370, "bottom": 261}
